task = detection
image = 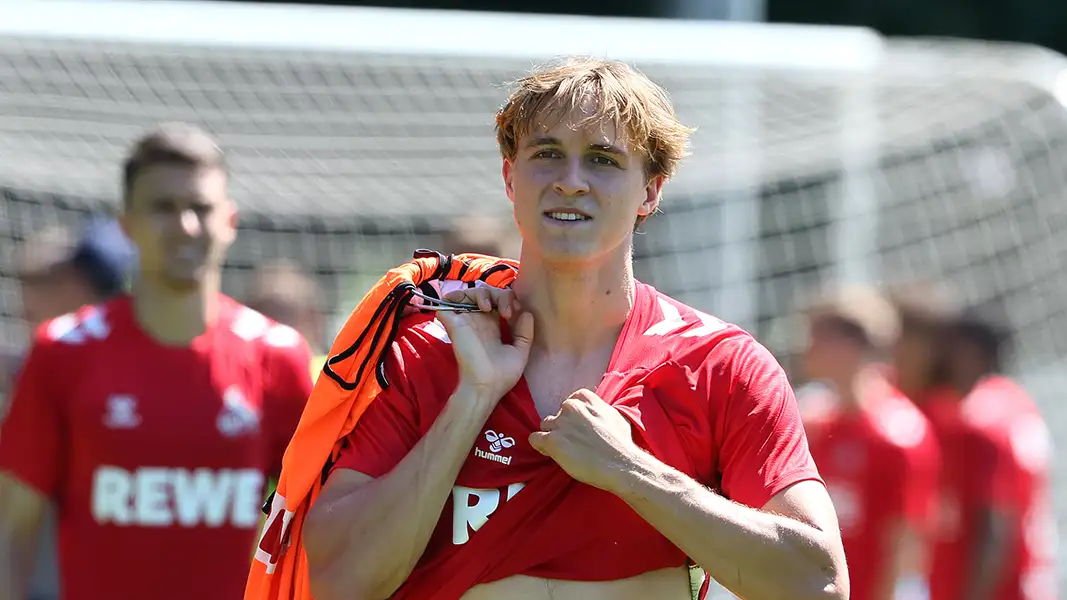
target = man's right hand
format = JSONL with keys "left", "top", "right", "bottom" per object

{"left": 436, "top": 287, "right": 534, "bottom": 400}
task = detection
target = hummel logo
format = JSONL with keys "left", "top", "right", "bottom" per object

{"left": 103, "top": 394, "right": 141, "bottom": 429}
{"left": 485, "top": 430, "right": 515, "bottom": 453}
{"left": 474, "top": 430, "right": 515, "bottom": 465}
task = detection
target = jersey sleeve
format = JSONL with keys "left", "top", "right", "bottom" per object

{"left": 877, "top": 430, "right": 941, "bottom": 531}
{"left": 0, "top": 333, "right": 65, "bottom": 498}
{"left": 262, "top": 325, "right": 315, "bottom": 479}
{"left": 711, "top": 335, "right": 823, "bottom": 509}
{"left": 960, "top": 425, "right": 1021, "bottom": 512}
{"left": 901, "top": 431, "right": 941, "bottom": 530}
{"left": 331, "top": 337, "right": 423, "bottom": 479}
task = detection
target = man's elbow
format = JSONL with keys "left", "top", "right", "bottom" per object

{"left": 796, "top": 534, "right": 848, "bottom": 600}
{"left": 309, "top": 564, "right": 404, "bottom": 600}
{"left": 304, "top": 509, "right": 403, "bottom": 600}
{"left": 804, "top": 555, "right": 848, "bottom": 600}
{"left": 811, "top": 573, "right": 848, "bottom": 600}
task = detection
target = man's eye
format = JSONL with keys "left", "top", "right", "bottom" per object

{"left": 592, "top": 155, "right": 619, "bottom": 167}
{"left": 532, "top": 149, "right": 561, "bottom": 159}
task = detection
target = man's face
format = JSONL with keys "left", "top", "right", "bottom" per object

{"left": 892, "top": 322, "right": 941, "bottom": 392}
{"left": 802, "top": 317, "right": 864, "bottom": 382}
{"left": 502, "top": 104, "right": 663, "bottom": 265}
{"left": 121, "top": 164, "right": 235, "bottom": 292}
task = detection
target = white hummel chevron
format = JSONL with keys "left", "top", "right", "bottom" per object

{"left": 643, "top": 298, "right": 687, "bottom": 337}
{"left": 681, "top": 310, "right": 728, "bottom": 338}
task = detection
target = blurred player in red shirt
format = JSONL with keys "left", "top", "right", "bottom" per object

{"left": 799, "top": 286, "right": 940, "bottom": 600}
{"left": 886, "top": 282, "right": 959, "bottom": 410}
{"left": 925, "top": 304, "right": 1056, "bottom": 600}
{"left": 6, "top": 217, "right": 137, "bottom": 600}
{"left": 0, "top": 124, "right": 314, "bottom": 600}
{"left": 300, "top": 58, "right": 847, "bottom": 600}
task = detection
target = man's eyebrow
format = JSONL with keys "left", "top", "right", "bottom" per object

{"left": 524, "top": 136, "right": 628, "bottom": 156}
{"left": 589, "top": 143, "right": 626, "bottom": 156}
{"left": 524, "top": 135, "right": 561, "bottom": 148}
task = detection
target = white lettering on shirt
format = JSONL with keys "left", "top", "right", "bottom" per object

{"left": 91, "top": 466, "right": 264, "bottom": 528}
{"left": 451, "top": 482, "right": 525, "bottom": 545}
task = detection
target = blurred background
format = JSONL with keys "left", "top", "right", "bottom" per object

{"left": 1, "top": 0, "right": 1064, "bottom": 597}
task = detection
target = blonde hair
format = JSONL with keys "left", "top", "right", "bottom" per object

{"left": 805, "top": 284, "right": 902, "bottom": 350}
{"left": 495, "top": 57, "right": 694, "bottom": 182}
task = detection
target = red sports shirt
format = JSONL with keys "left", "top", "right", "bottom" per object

{"left": 0, "top": 295, "right": 313, "bottom": 600}
{"left": 924, "top": 377, "right": 1056, "bottom": 600}
{"left": 803, "top": 376, "right": 940, "bottom": 600}
{"left": 332, "top": 281, "right": 823, "bottom": 593}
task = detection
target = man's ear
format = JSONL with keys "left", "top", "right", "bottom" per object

{"left": 223, "top": 198, "right": 239, "bottom": 244}
{"left": 502, "top": 159, "right": 515, "bottom": 203}
{"left": 638, "top": 175, "right": 665, "bottom": 217}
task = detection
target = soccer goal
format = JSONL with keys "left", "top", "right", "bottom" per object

{"left": 1, "top": 2, "right": 1065, "bottom": 588}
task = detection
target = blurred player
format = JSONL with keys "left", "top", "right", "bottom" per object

{"left": 300, "top": 58, "right": 847, "bottom": 600}
{"left": 246, "top": 259, "right": 327, "bottom": 354}
{"left": 926, "top": 304, "right": 1056, "bottom": 600}
{"left": 0, "top": 123, "right": 313, "bottom": 600}
{"left": 7, "top": 217, "right": 135, "bottom": 600}
{"left": 885, "top": 281, "right": 959, "bottom": 407}
{"left": 800, "top": 286, "right": 939, "bottom": 600}
{"left": 7, "top": 220, "right": 134, "bottom": 389}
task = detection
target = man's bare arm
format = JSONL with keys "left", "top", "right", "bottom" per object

{"left": 875, "top": 521, "right": 928, "bottom": 600}
{"left": 612, "top": 460, "right": 847, "bottom": 600}
{"left": 0, "top": 473, "right": 47, "bottom": 600}
{"left": 959, "top": 507, "right": 1015, "bottom": 600}
{"left": 303, "top": 383, "right": 499, "bottom": 600}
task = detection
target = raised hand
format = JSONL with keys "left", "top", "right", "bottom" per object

{"left": 435, "top": 287, "right": 534, "bottom": 401}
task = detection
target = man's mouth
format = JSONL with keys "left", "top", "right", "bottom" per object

{"left": 543, "top": 210, "right": 592, "bottom": 222}
{"left": 173, "top": 246, "right": 205, "bottom": 261}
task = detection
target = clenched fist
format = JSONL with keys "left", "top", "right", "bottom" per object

{"left": 528, "top": 389, "right": 641, "bottom": 492}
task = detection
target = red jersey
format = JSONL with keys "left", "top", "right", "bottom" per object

{"left": 332, "top": 281, "right": 823, "bottom": 594}
{"left": 803, "top": 375, "right": 940, "bottom": 600}
{"left": 0, "top": 295, "right": 313, "bottom": 600}
{"left": 924, "top": 377, "right": 1056, "bottom": 600}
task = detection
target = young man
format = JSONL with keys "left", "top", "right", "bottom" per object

{"left": 302, "top": 58, "right": 847, "bottom": 600}
{"left": 7, "top": 216, "right": 136, "bottom": 600}
{"left": 885, "top": 281, "right": 959, "bottom": 408}
{"left": 5, "top": 218, "right": 136, "bottom": 404}
{"left": 13, "top": 218, "right": 135, "bottom": 338}
{"left": 799, "top": 286, "right": 940, "bottom": 600}
{"left": 0, "top": 123, "right": 314, "bottom": 600}
{"left": 927, "top": 305, "right": 1055, "bottom": 600}
{"left": 246, "top": 259, "right": 327, "bottom": 355}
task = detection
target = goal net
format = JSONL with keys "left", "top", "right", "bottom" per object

{"left": 1, "top": 0, "right": 1065, "bottom": 584}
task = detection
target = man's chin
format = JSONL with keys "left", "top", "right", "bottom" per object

{"left": 160, "top": 273, "right": 205, "bottom": 294}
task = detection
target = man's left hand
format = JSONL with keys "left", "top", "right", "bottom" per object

{"left": 528, "top": 389, "right": 642, "bottom": 492}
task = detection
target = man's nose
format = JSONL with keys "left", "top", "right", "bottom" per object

{"left": 175, "top": 209, "right": 202, "bottom": 237}
{"left": 553, "top": 158, "right": 591, "bottom": 197}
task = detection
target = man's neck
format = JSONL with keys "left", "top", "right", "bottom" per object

{"left": 951, "top": 370, "right": 987, "bottom": 398}
{"left": 513, "top": 249, "right": 635, "bottom": 357}
{"left": 132, "top": 276, "right": 220, "bottom": 346}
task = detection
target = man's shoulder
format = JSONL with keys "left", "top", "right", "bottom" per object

{"left": 34, "top": 296, "right": 130, "bottom": 353}
{"left": 219, "top": 297, "right": 310, "bottom": 358}
{"left": 959, "top": 376, "right": 1039, "bottom": 435}
{"left": 866, "top": 390, "right": 934, "bottom": 452}
{"left": 958, "top": 376, "right": 1050, "bottom": 465}
{"left": 640, "top": 286, "right": 770, "bottom": 373}
{"left": 390, "top": 312, "right": 458, "bottom": 367}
